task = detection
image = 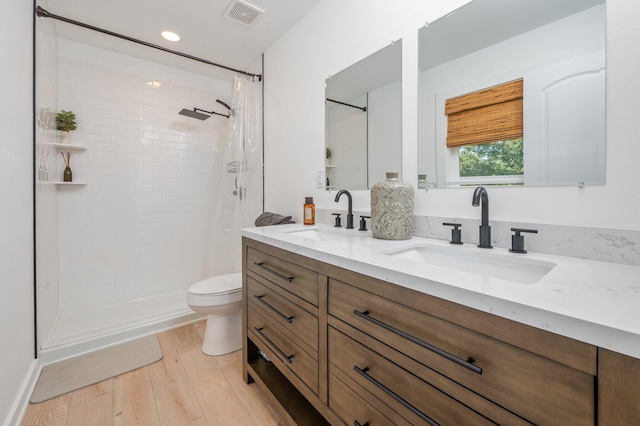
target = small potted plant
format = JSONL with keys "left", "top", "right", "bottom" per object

{"left": 56, "top": 110, "right": 77, "bottom": 144}
{"left": 326, "top": 147, "right": 332, "bottom": 166}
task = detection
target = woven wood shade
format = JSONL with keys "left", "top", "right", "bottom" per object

{"left": 445, "top": 79, "right": 523, "bottom": 148}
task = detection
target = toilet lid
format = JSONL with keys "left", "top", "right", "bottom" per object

{"left": 189, "top": 273, "right": 242, "bottom": 296}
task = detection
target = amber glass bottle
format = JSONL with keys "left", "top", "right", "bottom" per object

{"left": 303, "top": 197, "right": 315, "bottom": 225}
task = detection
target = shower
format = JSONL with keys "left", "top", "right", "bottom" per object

{"left": 179, "top": 99, "right": 232, "bottom": 120}
{"left": 35, "top": 5, "right": 264, "bottom": 366}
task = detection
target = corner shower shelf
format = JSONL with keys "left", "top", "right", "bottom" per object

{"left": 37, "top": 143, "right": 88, "bottom": 186}
{"left": 54, "top": 181, "right": 87, "bottom": 186}
{"left": 38, "top": 181, "right": 87, "bottom": 186}
{"left": 52, "top": 143, "right": 86, "bottom": 153}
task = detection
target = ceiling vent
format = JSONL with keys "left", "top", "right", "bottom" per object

{"left": 224, "top": 0, "right": 265, "bottom": 27}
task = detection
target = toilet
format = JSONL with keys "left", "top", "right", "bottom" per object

{"left": 186, "top": 273, "right": 242, "bottom": 356}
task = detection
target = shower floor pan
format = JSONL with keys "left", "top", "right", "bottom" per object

{"left": 39, "top": 289, "right": 200, "bottom": 364}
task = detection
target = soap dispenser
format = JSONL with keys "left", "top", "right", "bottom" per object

{"left": 304, "top": 197, "right": 315, "bottom": 225}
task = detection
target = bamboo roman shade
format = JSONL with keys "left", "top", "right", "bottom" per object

{"left": 445, "top": 79, "right": 523, "bottom": 148}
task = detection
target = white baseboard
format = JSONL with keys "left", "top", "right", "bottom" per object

{"left": 3, "top": 359, "right": 40, "bottom": 426}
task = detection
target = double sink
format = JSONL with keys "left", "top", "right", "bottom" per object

{"left": 283, "top": 226, "right": 556, "bottom": 285}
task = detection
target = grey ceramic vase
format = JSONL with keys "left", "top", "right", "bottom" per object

{"left": 371, "top": 172, "right": 414, "bottom": 240}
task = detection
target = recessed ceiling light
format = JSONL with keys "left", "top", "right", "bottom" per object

{"left": 146, "top": 81, "right": 161, "bottom": 87}
{"left": 161, "top": 31, "right": 180, "bottom": 42}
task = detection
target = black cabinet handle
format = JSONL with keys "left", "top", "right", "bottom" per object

{"left": 253, "top": 327, "right": 294, "bottom": 364}
{"left": 354, "top": 421, "right": 369, "bottom": 426}
{"left": 253, "top": 262, "right": 294, "bottom": 282}
{"left": 354, "top": 366, "right": 439, "bottom": 426}
{"left": 254, "top": 294, "right": 294, "bottom": 323}
{"left": 353, "top": 310, "right": 482, "bottom": 375}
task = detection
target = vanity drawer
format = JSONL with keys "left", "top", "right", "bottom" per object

{"left": 247, "top": 276, "right": 318, "bottom": 352}
{"left": 329, "top": 279, "right": 595, "bottom": 425}
{"left": 329, "top": 327, "right": 495, "bottom": 426}
{"left": 247, "top": 246, "right": 319, "bottom": 306}
{"left": 248, "top": 305, "right": 318, "bottom": 394}
{"left": 329, "top": 370, "right": 411, "bottom": 426}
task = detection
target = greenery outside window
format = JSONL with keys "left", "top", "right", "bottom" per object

{"left": 456, "top": 138, "right": 524, "bottom": 185}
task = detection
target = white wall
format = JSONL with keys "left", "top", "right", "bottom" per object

{"left": 55, "top": 39, "right": 232, "bottom": 311}
{"left": 0, "top": 0, "right": 37, "bottom": 424}
{"left": 264, "top": 0, "right": 640, "bottom": 230}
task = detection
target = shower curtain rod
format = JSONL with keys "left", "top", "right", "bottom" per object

{"left": 326, "top": 98, "right": 367, "bottom": 112}
{"left": 35, "top": 6, "right": 262, "bottom": 81}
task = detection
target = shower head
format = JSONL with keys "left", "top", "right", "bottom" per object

{"left": 179, "top": 108, "right": 211, "bottom": 121}
{"left": 179, "top": 103, "right": 231, "bottom": 120}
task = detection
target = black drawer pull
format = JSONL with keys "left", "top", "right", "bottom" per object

{"left": 254, "top": 327, "right": 294, "bottom": 364}
{"left": 353, "top": 310, "right": 482, "bottom": 375}
{"left": 253, "top": 262, "right": 294, "bottom": 282}
{"left": 354, "top": 366, "right": 439, "bottom": 426}
{"left": 354, "top": 421, "right": 369, "bottom": 426}
{"left": 254, "top": 294, "right": 294, "bottom": 323}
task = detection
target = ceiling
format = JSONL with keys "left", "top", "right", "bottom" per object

{"left": 41, "top": 0, "right": 320, "bottom": 81}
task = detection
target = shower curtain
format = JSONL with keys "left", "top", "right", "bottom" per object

{"left": 210, "top": 75, "right": 263, "bottom": 276}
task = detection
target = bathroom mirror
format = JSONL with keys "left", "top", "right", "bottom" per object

{"left": 418, "top": 0, "right": 606, "bottom": 188}
{"left": 325, "top": 40, "right": 402, "bottom": 190}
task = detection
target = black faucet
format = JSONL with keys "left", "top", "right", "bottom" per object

{"left": 472, "top": 186, "right": 492, "bottom": 249}
{"left": 334, "top": 189, "right": 354, "bottom": 229}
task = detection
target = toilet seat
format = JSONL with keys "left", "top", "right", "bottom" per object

{"left": 187, "top": 273, "right": 242, "bottom": 307}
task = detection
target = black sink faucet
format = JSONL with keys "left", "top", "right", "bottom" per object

{"left": 472, "top": 186, "right": 492, "bottom": 249}
{"left": 335, "top": 189, "right": 354, "bottom": 229}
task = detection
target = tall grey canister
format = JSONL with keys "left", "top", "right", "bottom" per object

{"left": 371, "top": 172, "right": 414, "bottom": 240}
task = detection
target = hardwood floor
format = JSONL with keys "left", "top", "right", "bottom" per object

{"left": 22, "top": 321, "right": 284, "bottom": 426}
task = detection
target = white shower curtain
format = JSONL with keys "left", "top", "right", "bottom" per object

{"left": 210, "top": 75, "right": 263, "bottom": 276}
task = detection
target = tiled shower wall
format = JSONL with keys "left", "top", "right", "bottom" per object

{"left": 56, "top": 39, "right": 232, "bottom": 311}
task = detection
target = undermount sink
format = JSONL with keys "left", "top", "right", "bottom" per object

{"left": 284, "top": 227, "right": 355, "bottom": 241}
{"left": 381, "top": 243, "right": 556, "bottom": 284}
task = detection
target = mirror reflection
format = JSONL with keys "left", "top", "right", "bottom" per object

{"left": 325, "top": 40, "right": 402, "bottom": 190}
{"left": 419, "top": 0, "right": 606, "bottom": 188}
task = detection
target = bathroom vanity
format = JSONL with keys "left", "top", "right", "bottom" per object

{"left": 241, "top": 224, "right": 640, "bottom": 425}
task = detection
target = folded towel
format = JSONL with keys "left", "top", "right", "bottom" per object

{"left": 255, "top": 212, "right": 295, "bottom": 227}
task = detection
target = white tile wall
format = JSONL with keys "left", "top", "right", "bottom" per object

{"left": 56, "top": 39, "right": 232, "bottom": 310}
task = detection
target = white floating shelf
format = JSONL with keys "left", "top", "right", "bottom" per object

{"left": 52, "top": 143, "right": 86, "bottom": 153}
{"left": 37, "top": 181, "right": 87, "bottom": 186}
{"left": 54, "top": 181, "right": 86, "bottom": 186}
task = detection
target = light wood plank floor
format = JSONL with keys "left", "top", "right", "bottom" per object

{"left": 22, "top": 321, "right": 284, "bottom": 426}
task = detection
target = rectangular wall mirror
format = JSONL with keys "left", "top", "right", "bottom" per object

{"left": 418, "top": 0, "right": 606, "bottom": 188}
{"left": 325, "top": 40, "right": 402, "bottom": 190}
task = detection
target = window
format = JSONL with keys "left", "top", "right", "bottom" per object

{"left": 445, "top": 79, "right": 524, "bottom": 185}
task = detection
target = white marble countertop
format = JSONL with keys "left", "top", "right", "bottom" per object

{"left": 242, "top": 223, "right": 640, "bottom": 359}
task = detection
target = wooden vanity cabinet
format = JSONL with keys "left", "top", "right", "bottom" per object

{"left": 242, "top": 237, "right": 639, "bottom": 425}
{"left": 242, "top": 238, "right": 338, "bottom": 425}
{"left": 598, "top": 349, "right": 640, "bottom": 425}
{"left": 328, "top": 276, "right": 595, "bottom": 425}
